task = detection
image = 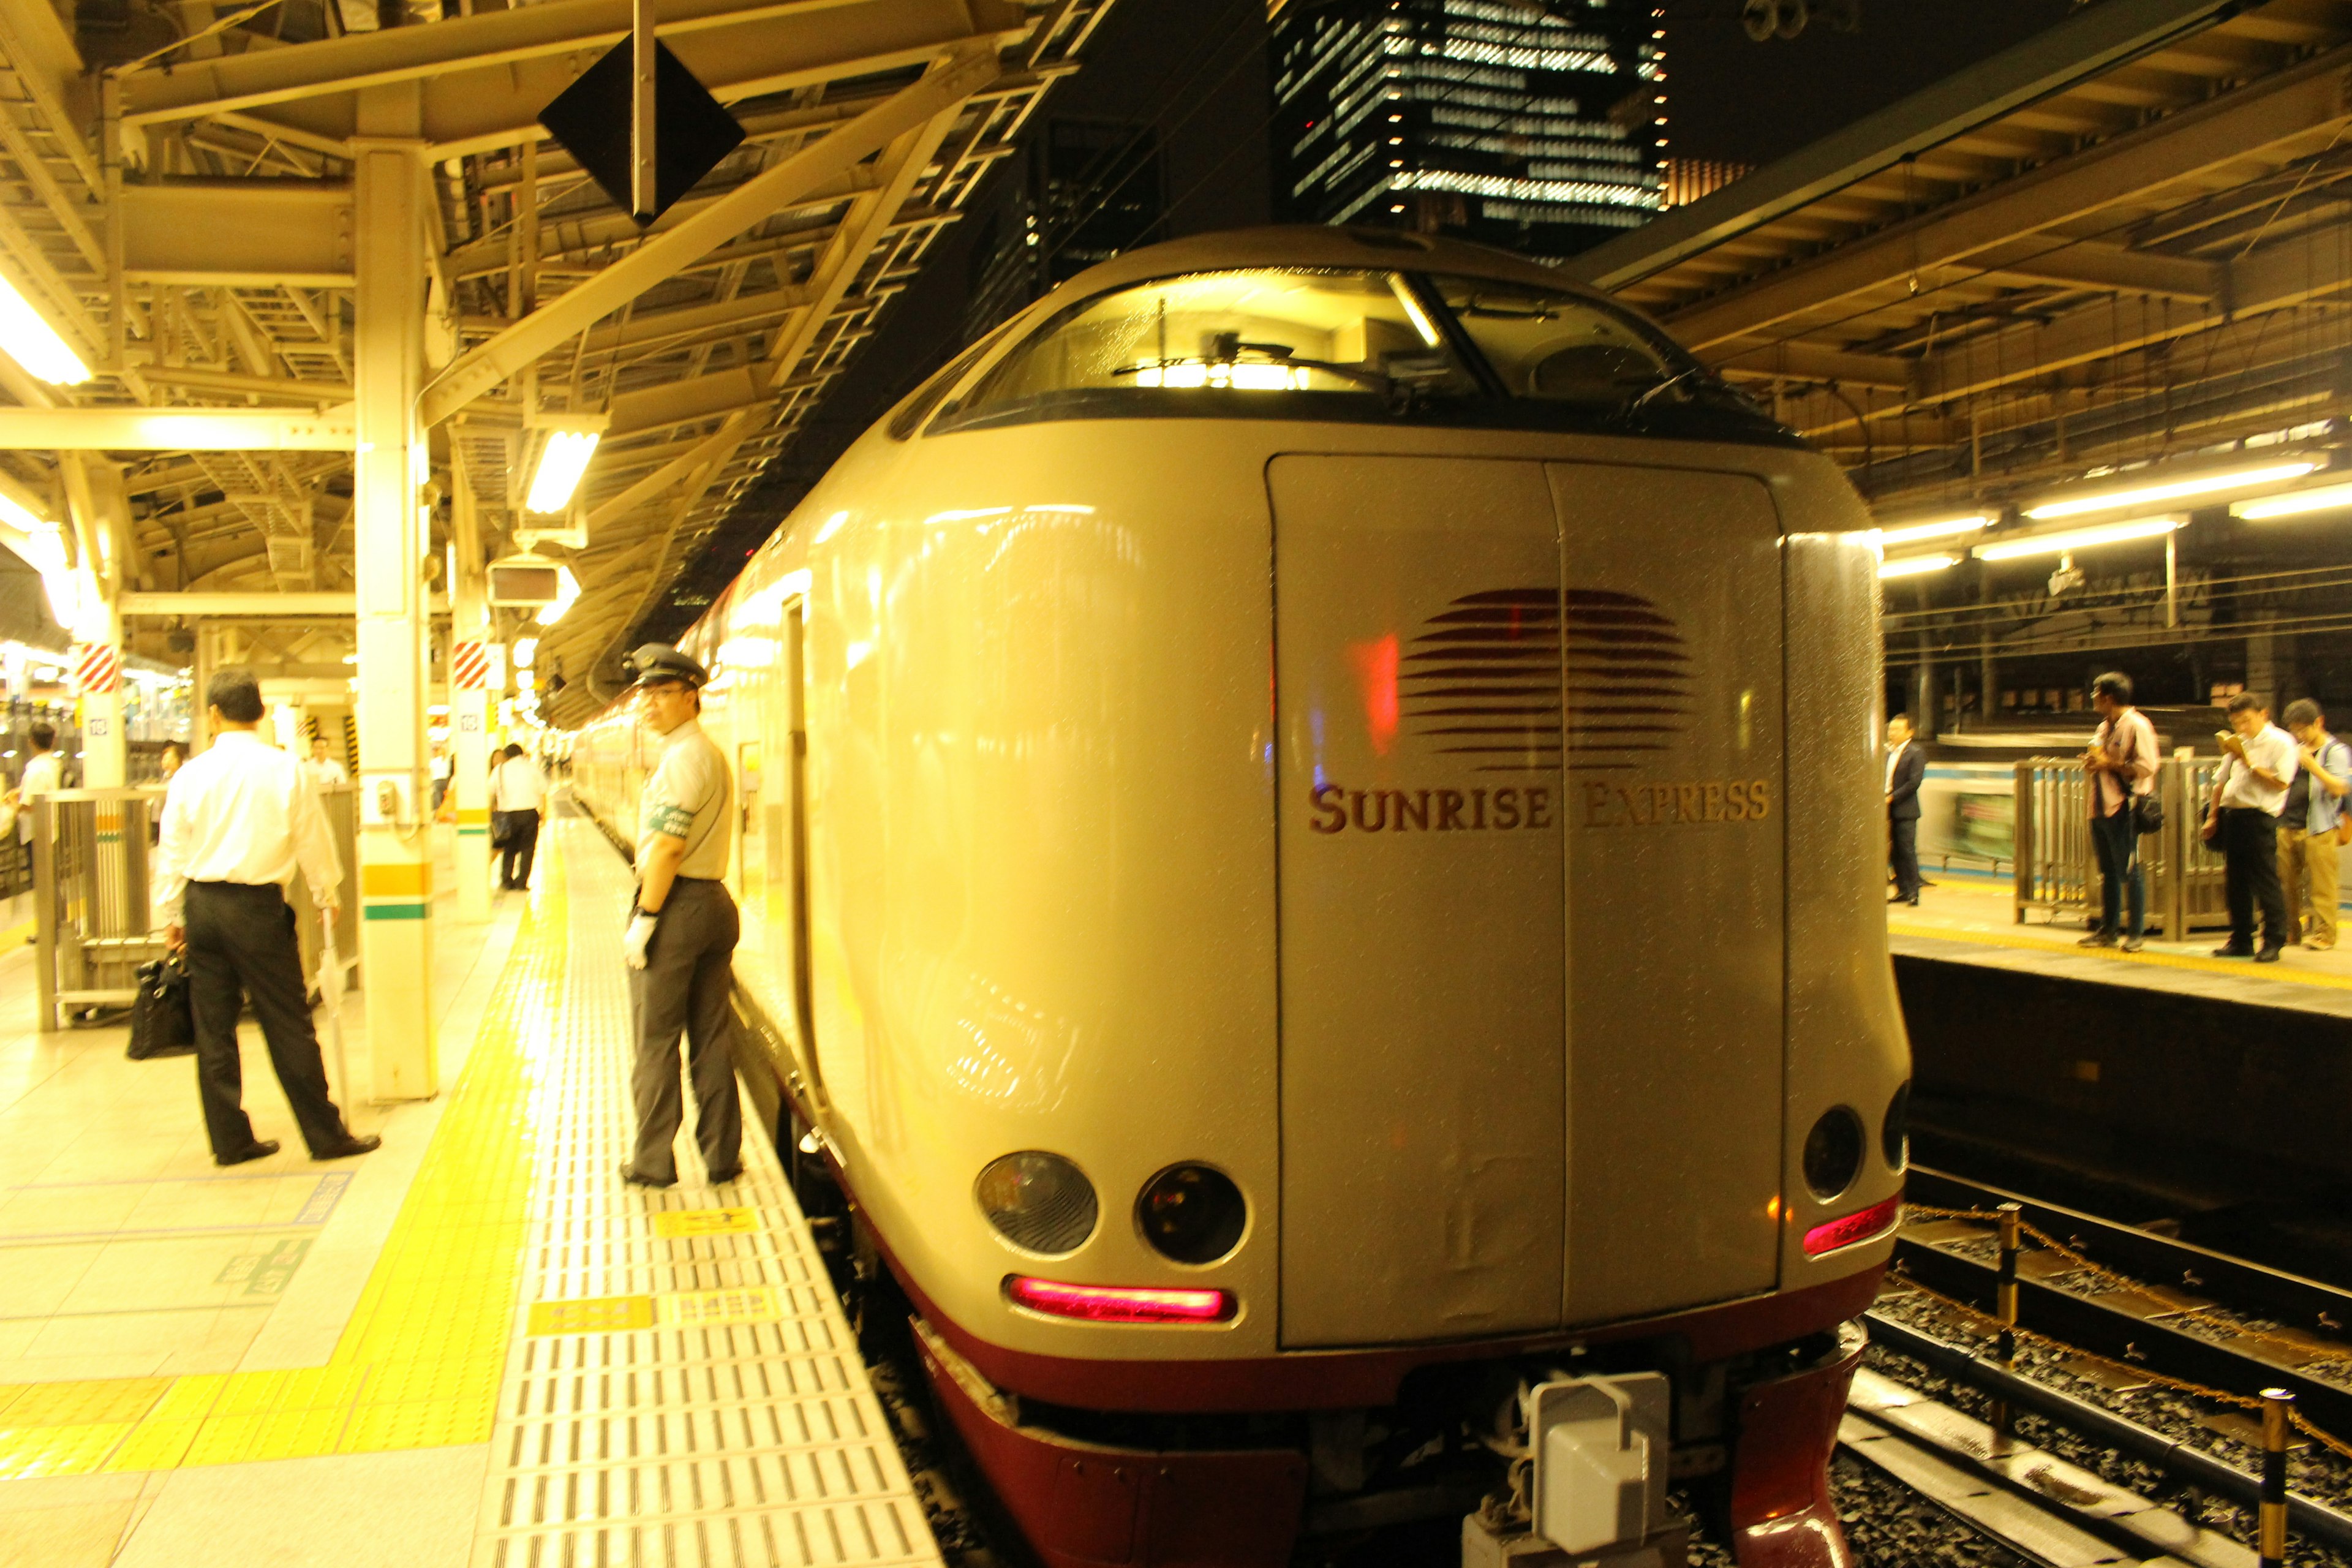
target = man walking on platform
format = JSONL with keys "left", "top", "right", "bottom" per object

{"left": 156, "top": 669, "right": 379, "bottom": 1165}
{"left": 2278, "top": 699, "right": 2350, "bottom": 949}
{"left": 1885, "top": 714, "right": 1926, "bottom": 906}
{"left": 2205, "top": 691, "right": 2297, "bottom": 962}
{"left": 492, "top": 742, "right": 546, "bottom": 891}
{"left": 615, "top": 643, "right": 742, "bottom": 1189}
{"left": 2081, "top": 672, "right": 2157, "bottom": 951}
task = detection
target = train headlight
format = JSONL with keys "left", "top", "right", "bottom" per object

{"left": 975, "top": 1152, "right": 1098, "bottom": 1255}
{"left": 1136, "top": 1164, "right": 1247, "bottom": 1265}
{"left": 1801, "top": 1107, "right": 1865, "bottom": 1201}
{"left": 1882, "top": 1080, "right": 1911, "bottom": 1171}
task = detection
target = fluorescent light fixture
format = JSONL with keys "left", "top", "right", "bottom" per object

{"left": 2233, "top": 481, "right": 2352, "bottom": 521}
{"left": 534, "top": 566, "right": 580, "bottom": 625}
{"left": 1973, "top": 516, "right": 2182, "bottom": 561}
{"left": 513, "top": 637, "right": 537, "bottom": 669}
{"left": 0, "top": 272, "right": 89, "bottom": 385}
{"left": 1875, "top": 513, "right": 1991, "bottom": 548}
{"left": 1879, "top": 552, "right": 1959, "bottom": 579}
{"left": 524, "top": 430, "right": 599, "bottom": 513}
{"left": 2024, "top": 459, "right": 2317, "bottom": 520}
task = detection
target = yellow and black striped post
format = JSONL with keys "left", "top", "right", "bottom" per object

{"left": 1991, "top": 1202, "right": 2022, "bottom": 1441}
{"left": 2261, "top": 1387, "right": 2293, "bottom": 1568}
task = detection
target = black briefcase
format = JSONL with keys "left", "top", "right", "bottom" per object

{"left": 490, "top": 809, "right": 514, "bottom": 849}
{"left": 128, "top": 954, "right": 197, "bottom": 1059}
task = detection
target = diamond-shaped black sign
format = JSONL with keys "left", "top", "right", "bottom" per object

{"left": 538, "top": 39, "right": 747, "bottom": 228}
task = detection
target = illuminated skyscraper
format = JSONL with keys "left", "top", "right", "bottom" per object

{"left": 1270, "top": 0, "right": 1665, "bottom": 261}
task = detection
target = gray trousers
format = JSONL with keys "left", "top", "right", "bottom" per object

{"left": 627, "top": 876, "right": 743, "bottom": 1180}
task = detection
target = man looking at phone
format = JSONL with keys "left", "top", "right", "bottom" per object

{"left": 2205, "top": 692, "right": 2297, "bottom": 961}
{"left": 2081, "top": 672, "right": 2157, "bottom": 951}
{"left": 2279, "top": 699, "right": 2350, "bottom": 949}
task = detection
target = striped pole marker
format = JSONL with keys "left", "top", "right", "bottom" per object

{"left": 451, "top": 640, "right": 489, "bottom": 691}
{"left": 72, "top": 641, "right": 119, "bottom": 695}
{"left": 2261, "top": 1387, "right": 2293, "bottom": 1568}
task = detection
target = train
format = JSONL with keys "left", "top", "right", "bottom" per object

{"left": 570, "top": 225, "right": 1910, "bottom": 1568}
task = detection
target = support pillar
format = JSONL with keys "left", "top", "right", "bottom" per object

{"left": 60, "top": 456, "right": 127, "bottom": 786}
{"left": 352, "top": 100, "right": 435, "bottom": 1101}
{"left": 450, "top": 464, "right": 492, "bottom": 921}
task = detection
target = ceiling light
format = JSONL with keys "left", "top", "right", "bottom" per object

{"left": 513, "top": 637, "right": 537, "bottom": 669}
{"left": 2233, "top": 481, "right": 2352, "bottom": 521}
{"left": 1879, "top": 553, "right": 1959, "bottom": 579}
{"left": 1874, "top": 513, "right": 1991, "bottom": 548}
{"left": 0, "top": 272, "right": 89, "bottom": 386}
{"left": 524, "top": 430, "right": 600, "bottom": 513}
{"left": 1974, "top": 516, "right": 2182, "bottom": 561}
{"left": 2023, "top": 459, "right": 2316, "bottom": 520}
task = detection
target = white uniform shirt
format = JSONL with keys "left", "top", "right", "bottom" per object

{"left": 304, "top": 756, "right": 349, "bottom": 790}
{"left": 20, "top": 750, "right": 61, "bottom": 801}
{"left": 1883, "top": 739, "right": 1909, "bottom": 794}
{"left": 638, "top": 718, "right": 731, "bottom": 880}
{"left": 2217, "top": 722, "right": 2298, "bottom": 815}
{"left": 492, "top": 756, "right": 546, "bottom": 813}
{"left": 154, "top": 729, "right": 345, "bottom": 922}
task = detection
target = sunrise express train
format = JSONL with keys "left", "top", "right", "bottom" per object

{"left": 571, "top": 227, "right": 1909, "bottom": 1567}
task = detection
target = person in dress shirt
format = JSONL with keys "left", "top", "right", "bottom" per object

{"left": 1884, "top": 714, "right": 1926, "bottom": 906}
{"left": 156, "top": 668, "right": 379, "bottom": 1166}
{"left": 491, "top": 742, "right": 546, "bottom": 891}
{"left": 2203, "top": 690, "right": 2297, "bottom": 962}
{"left": 303, "top": 734, "right": 349, "bottom": 791}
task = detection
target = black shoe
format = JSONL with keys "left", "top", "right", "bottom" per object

{"left": 2122, "top": 936, "right": 2145, "bottom": 952}
{"left": 2256, "top": 946, "right": 2283, "bottom": 963}
{"left": 2212, "top": 944, "right": 2255, "bottom": 958}
{"left": 214, "top": 1139, "right": 279, "bottom": 1167}
{"left": 2078, "top": 930, "right": 2117, "bottom": 948}
{"left": 705, "top": 1166, "right": 742, "bottom": 1185}
{"left": 619, "top": 1160, "right": 675, "bottom": 1189}
{"left": 311, "top": 1134, "right": 381, "bottom": 1160}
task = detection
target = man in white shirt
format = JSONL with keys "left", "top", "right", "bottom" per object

{"left": 491, "top": 742, "right": 546, "bottom": 891}
{"left": 304, "top": 734, "right": 349, "bottom": 790}
{"left": 2204, "top": 690, "right": 2297, "bottom": 961}
{"left": 156, "top": 668, "right": 380, "bottom": 1165}
{"left": 2081, "top": 671, "right": 2158, "bottom": 951}
{"left": 11, "top": 719, "right": 62, "bottom": 878}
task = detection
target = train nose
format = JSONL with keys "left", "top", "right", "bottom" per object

{"left": 1270, "top": 452, "right": 1790, "bottom": 1348}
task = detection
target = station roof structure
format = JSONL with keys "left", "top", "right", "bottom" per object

{"left": 1567, "top": 0, "right": 2352, "bottom": 514}
{"left": 0, "top": 0, "right": 1114, "bottom": 723}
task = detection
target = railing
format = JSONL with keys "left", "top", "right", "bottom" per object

{"left": 31, "top": 786, "right": 359, "bottom": 1031}
{"left": 2012, "top": 753, "right": 2232, "bottom": 940}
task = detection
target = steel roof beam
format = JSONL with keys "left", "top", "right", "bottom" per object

{"left": 120, "top": 0, "right": 1027, "bottom": 156}
{"left": 1567, "top": 0, "right": 2249, "bottom": 292}
{"left": 1705, "top": 341, "right": 1912, "bottom": 391}
{"left": 1661, "top": 42, "right": 2352, "bottom": 352}
{"left": 420, "top": 48, "right": 997, "bottom": 429}
{"left": 0, "top": 405, "right": 356, "bottom": 451}
{"left": 1907, "top": 222, "right": 2348, "bottom": 405}
{"left": 1963, "top": 236, "right": 2223, "bottom": 303}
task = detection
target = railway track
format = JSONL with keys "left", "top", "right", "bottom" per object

{"left": 1894, "top": 1167, "right": 2352, "bottom": 1438}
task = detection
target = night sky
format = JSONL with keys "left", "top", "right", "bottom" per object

{"left": 646, "top": 0, "right": 2086, "bottom": 637}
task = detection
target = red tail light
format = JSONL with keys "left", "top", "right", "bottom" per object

{"left": 1005, "top": 1276, "right": 1235, "bottom": 1324}
{"left": 1801, "top": 1192, "right": 1903, "bottom": 1256}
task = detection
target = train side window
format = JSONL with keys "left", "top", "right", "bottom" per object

{"left": 930, "top": 268, "right": 1480, "bottom": 432}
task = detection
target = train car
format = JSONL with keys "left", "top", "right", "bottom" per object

{"left": 571, "top": 225, "right": 1909, "bottom": 1568}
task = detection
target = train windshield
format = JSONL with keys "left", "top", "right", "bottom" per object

{"left": 935, "top": 270, "right": 1483, "bottom": 428}
{"left": 929, "top": 267, "right": 1790, "bottom": 443}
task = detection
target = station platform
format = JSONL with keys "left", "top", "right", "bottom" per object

{"left": 0, "top": 807, "right": 938, "bottom": 1568}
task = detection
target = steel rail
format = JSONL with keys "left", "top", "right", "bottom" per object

{"left": 1866, "top": 1311, "right": 2352, "bottom": 1555}
{"left": 1908, "top": 1167, "right": 2352, "bottom": 1335}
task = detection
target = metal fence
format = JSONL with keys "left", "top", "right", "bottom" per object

{"left": 2013, "top": 753, "right": 2231, "bottom": 940}
{"left": 31, "top": 786, "right": 359, "bottom": 1031}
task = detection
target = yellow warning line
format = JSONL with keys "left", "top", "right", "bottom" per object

{"left": 0, "top": 846, "right": 568, "bottom": 1479}
{"left": 1890, "top": 918, "right": 2352, "bottom": 993}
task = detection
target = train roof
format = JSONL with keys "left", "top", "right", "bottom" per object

{"left": 1042, "top": 225, "right": 1613, "bottom": 314}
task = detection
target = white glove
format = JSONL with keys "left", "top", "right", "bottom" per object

{"left": 623, "top": 912, "right": 658, "bottom": 970}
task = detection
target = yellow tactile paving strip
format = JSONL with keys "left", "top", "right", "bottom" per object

{"left": 1890, "top": 917, "right": 2352, "bottom": 993}
{"left": 0, "top": 840, "right": 567, "bottom": 1480}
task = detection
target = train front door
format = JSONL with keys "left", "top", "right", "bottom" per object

{"left": 1271, "top": 454, "right": 1567, "bottom": 1349}
{"left": 1551, "top": 462, "right": 1786, "bottom": 1325}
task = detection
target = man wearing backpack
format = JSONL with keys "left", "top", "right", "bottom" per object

{"left": 2082, "top": 671, "right": 2157, "bottom": 952}
{"left": 2278, "top": 699, "right": 2351, "bottom": 950}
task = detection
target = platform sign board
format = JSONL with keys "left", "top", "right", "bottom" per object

{"left": 537, "top": 40, "right": 746, "bottom": 228}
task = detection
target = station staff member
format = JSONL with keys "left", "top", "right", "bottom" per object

{"left": 491, "top": 742, "right": 546, "bottom": 891}
{"left": 616, "top": 643, "right": 742, "bottom": 1189}
{"left": 156, "top": 668, "right": 380, "bottom": 1166}
{"left": 2204, "top": 690, "right": 2297, "bottom": 962}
